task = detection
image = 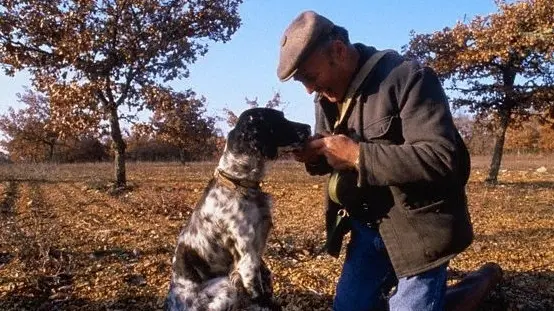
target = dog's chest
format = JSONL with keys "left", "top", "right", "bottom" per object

{"left": 182, "top": 185, "right": 271, "bottom": 268}
{"left": 202, "top": 185, "right": 271, "bottom": 221}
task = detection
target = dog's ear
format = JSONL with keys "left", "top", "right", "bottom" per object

{"left": 227, "top": 122, "right": 278, "bottom": 159}
{"left": 226, "top": 128, "right": 249, "bottom": 155}
{"left": 251, "top": 121, "right": 278, "bottom": 159}
{"left": 258, "top": 137, "right": 278, "bottom": 159}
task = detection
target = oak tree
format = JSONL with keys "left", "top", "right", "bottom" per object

{"left": 538, "top": 121, "right": 554, "bottom": 151}
{"left": 0, "top": 88, "right": 106, "bottom": 162}
{"left": 143, "top": 86, "right": 220, "bottom": 162}
{"left": 0, "top": 0, "right": 242, "bottom": 186}
{"left": 504, "top": 118, "right": 540, "bottom": 154}
{"left": 0, "top": 89, "right": 59, "bottom": 161}
{"left": 404, "top": 0, "right": 554, "bottom": 183}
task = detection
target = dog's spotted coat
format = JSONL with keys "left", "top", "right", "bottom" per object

{"left": 166, "top": 108, "right": 311, "bottom": 311}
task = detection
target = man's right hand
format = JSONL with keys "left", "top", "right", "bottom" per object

{"left": 293, "top": 131, "right": 331, "bottom": 163}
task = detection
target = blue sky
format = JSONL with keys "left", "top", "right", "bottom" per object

{"left": 0, "top": 0, "right": 499, "bottom": 133}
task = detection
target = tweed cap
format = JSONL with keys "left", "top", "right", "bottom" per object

{"left": 277, "top": 11, "right": 335, "bottom": 81}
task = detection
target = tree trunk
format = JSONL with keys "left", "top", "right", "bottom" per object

{"left": 487, "top": 66, "right": 517, "bottom": 184}
{"left": 179, "top": 148, "right": 189, "bottom": 164}
{"left": 108, "top": 105, "right": 126, "bottom": 187}
{"left": 47, "top": 142, "right": 55, "bottom": 162}
{"left": 486, "top": 111, "right": 510, "bottom": 184}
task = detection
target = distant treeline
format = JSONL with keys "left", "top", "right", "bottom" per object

{"left": 0, "top": 134, "right": 224, "bottom": 164}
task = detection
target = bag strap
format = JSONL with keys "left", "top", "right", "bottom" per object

{"left": 333, "top": 49, "right": 393, "bottom": 132}
{"left": 327, "top": 50, "right": 393, "bottom": 206}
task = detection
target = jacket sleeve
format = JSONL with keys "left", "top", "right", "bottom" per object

{"left": 358, "top": 66, "right": 463, "bottom": 186}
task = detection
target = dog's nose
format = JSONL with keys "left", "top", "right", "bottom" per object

{"left": 298, "top": 124, "right": 312, "bottom": 140}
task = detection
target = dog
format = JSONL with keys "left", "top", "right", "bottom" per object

{"left": 166, "top": 108, "right": 311, "bottom": 311}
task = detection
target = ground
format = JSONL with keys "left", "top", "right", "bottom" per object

{"left": 0, "top": 154, "right": 553, "bottom": 310}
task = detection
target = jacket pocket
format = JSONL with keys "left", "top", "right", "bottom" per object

{"left": 363, "top": 115, "right": 393, "bottom": 139}
{"left": 405, "top": 199, "right": 445, "bottom": 215}
{"left": 404, "top": 200, "right": 454, "bottom": 260}
{"left": 363, "top": 115, "right": 401, "bottom": 143}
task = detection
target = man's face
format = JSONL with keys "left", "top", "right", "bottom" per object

{"left": 293, "top": 42, "right": 349, "bottom": 103}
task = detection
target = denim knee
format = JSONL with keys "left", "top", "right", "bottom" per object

{"left": 389, "top": 263, "right": 448, "bottom": 311}
{"left": 333, "top": 220, "right": 395, "bottom": 311}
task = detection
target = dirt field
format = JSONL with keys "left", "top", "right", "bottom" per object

{"left": 0, "top": 155, "right": 553, "bottom": 310}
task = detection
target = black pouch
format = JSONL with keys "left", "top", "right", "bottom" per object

{"left": 328, "top": 170, "right": 364, "bottom": 208}
{"left": 324, "top": 170, "right": 361, "bottom": 257}
{"left": 325, "top": 208, "right": 351, "bottom": 257}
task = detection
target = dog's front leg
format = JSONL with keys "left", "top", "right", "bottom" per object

{"left": 227, "top": 225, "right": 265, "bottom": 299}
{"left": 233, "top": 242, "right": 265, "bottom": 299}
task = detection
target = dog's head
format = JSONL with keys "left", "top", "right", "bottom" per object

{"left": 227, "top": 108, "right": 311, "bottom": 160}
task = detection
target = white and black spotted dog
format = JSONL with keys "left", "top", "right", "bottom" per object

{"left": 166, "top": 108, "right": 311, "bottom": 311}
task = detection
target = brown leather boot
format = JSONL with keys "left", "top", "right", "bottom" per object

{"left": 445, "top": 262, "right": 503, "bottom": 311}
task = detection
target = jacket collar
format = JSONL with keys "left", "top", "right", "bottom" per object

{"left": 317, "top": 44, "right": 378, "bottom": 127}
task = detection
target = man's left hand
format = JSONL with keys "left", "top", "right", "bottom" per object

{"left": 307, "top": 134, "right": 359, "bottom": 171}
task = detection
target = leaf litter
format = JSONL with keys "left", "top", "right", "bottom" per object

{"left": 0, "top": 158, "right": 552, "bottom": 310}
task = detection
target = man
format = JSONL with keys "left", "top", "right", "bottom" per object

{"left": 277, "top": 11, "right": 475, "bottom": 310}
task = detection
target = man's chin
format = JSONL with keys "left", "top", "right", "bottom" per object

{"left": 322, "top": 93, "right": 339, "bottom": 103}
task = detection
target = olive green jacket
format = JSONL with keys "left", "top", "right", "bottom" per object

{"left": 308, "top": 44, "right": 473, "bottom": 277}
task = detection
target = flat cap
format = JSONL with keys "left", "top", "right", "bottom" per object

{"left": 277, "top": 11, "right": 335, "bottom": 81}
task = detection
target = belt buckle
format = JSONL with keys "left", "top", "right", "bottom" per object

{"left": 366, "top": 220, "right": 380, "bottom": 229}
{"left": 365, "top": 220, "right": 377, "bottom": 229}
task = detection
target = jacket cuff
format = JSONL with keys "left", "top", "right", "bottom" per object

{"left": 357, "top": 142, "right": 376, "bottom": 186}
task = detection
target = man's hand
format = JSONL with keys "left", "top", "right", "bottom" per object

{"left": 301, "top": 134, "right": 360, "bottom": 171}
{"left": 292, "top": 132, "right": 331, "bottom": 163}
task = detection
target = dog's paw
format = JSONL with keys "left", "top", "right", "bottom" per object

{"left": 259, "top": 262, "right": 274, "bottom": 296}
{"left": 247, "top": 268, "right": 272, "bottom": 300}
{"left": 230, "top": 269, "right": 261, "bottom": 300}
{"left": 250, "top": 296, "right": 281, "bottom": 311}
{"left": 245, "top": 283, "right": 262, "bottom": 300}
{"left": 230, "top": 270, "right": 244, "bottom": 290}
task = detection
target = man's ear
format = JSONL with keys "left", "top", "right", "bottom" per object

{"left": 330, "top": 40, "right": 347, "bottom": 63}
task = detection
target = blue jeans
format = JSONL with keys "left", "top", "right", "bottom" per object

{"left": 333, "top": 220, "right": 448, "bottom": 311}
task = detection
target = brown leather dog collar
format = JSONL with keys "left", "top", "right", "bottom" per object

{"left": 214, "top": 169, "right": 261, "bottom": 193}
